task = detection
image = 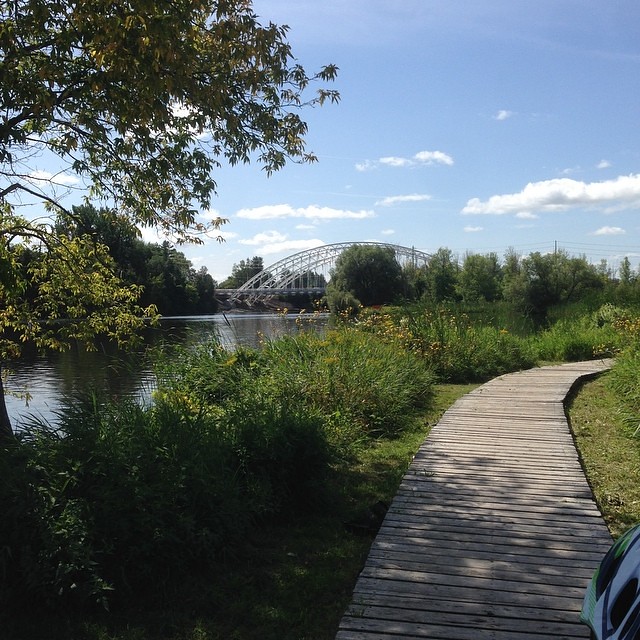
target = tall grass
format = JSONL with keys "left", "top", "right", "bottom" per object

{"left": 0, "top": 328, "right": 434, "bottom": 614}
{"left": 534, "top": 319, "right": 614, "bottom": 362}
{"left": 3, "top": 301, "right": 639, "bottom": 622}
{"left": 0, "top": 394, "right": 330, "bottom": 612}
{"left": 355, "top": 306, "right": 536, "bottom": 382}
{"left": 261, "top": 329, "right": 434, "bottom": 439}
{"left": 605, "top": 310, "right": 640, "bottom": 435}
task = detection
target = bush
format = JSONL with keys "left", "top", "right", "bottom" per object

{"left": 606, "top": 310, "right": 640, "bottom": 435}
{"left": 534, "top": 312, "right": 622, "bottom": 362}
{"left": 356, "top": 306, "right": 536, "bottom": 382}
{"left": 261, "top": 329, "right": 435, "bottom": 438}
{"left": 0, "top": 389, "right": 330, "bottom": 612}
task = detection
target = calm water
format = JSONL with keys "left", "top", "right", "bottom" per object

{"left": 5, "top": 313, "right": 326, "bottom": 429}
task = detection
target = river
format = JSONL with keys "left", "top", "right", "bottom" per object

{"left": 5, "top": 312, "right": 326, "bottom": 429}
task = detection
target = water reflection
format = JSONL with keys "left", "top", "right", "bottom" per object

{"left": 5, "top": 313, "right": 326, "bottom": 428}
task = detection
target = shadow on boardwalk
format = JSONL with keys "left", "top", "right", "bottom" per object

{"left": 336, "top": 360, "right": 613, "bottom": 640}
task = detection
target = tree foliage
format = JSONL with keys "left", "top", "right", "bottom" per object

{"left": 220, "top": 256, "right": 265, "bottom": 288}
{"left": 0, "top": 0, "right": 338, "bottom": 238}
{"left": 502, "top": 250, "right": 603, "bottom": 320}
{"left": 423, "top": 247, "right": 459, "bottom": 303}
{"left": 57, "top": 205, "right": 219, "bottom": 314}
{"left": 0, "top": 0, "right": 339, "bottom": 436}
{"left": 0, "top": 217, "right": 157, "bottom": 437}
{"left": 328, "top": 244, "right": 404, "bottom": 308}
{"left": 457, "top": 252, "right": 502, "bottom": 303}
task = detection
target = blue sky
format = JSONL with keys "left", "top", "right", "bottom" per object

{"left": 24, "top": 1, "right": 640, "bottom": 283}
{"left": 182, "top": 0, "right": 640, "bottom": 283}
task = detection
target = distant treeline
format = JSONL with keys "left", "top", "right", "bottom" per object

{"left": 55, "top": 205, "right": 218, "bottom": 316}
{"left": 324, "top": 244, "right": 640, "bottom": 323}
{"left": 28, "top": 207, "right": 640, "bottom": 319}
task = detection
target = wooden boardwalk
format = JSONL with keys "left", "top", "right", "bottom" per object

{"left": 336, "top": 360, "right": 614, "bottom": 640}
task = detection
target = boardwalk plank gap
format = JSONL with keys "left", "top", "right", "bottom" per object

{"left": 336, "top": 360, "right": 613, "bottom": 640}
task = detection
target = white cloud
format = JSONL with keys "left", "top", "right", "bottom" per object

{"left": 356, "top": 149, "right": 453, "bottom": 171}
{"left": 138, "top": 225, "right": 170, "bottom": 244}
{"left": 494, "top": 110, "right": 514, "bottom": 121}
{"left": 462, "top": 174, "right": 640, "bottom": 216}
{"left": 592, "top": 226, "right": 626, "bottom": 236}
{"left": 464, "top": 225, "right": 483, "bottom": 232}
{"left": 236, "top": 204, "right": 374, "bottom": 220}
{"left": 137, "top": 220, "right": 235, "bottom": 245}
{"left": 597, "top": 159, "right": 612, "bottom": 169}
{"left": 201, "top": 208, "right": 224, "bottom": 221}
{"left": 413, "top": 150, "right": 454, "bottom": 166}
{"left": 355, "top": 160, "right": 375, "bottom": 172}
{"left": 260, "top": 239, "right": 326, "bottom": 255}
{"left": 381, "top": 229, "right": 395, "bottom": 235}
{"left": 379, "top": 156, "right": 412, "bottom": 168}
{"left": 28, "top": 170, "right": 80, "bottom": 186}
{"left": 295, "top": 223, "right": 317, "bottom": 230}
{"left": 375, "top": 193, "right": 432, "bottom": 206}
{"left": 215, "top": 230, "right": 239, "bottom": 241}
{"left": 239, "top": 231, "right": 287, "bottom": 246}
{"left": 515, "top": 211, "right": 539, "bottom": 220}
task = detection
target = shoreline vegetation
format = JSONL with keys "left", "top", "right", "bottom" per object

{"left": 2, "top": 301, "right": 640, "bottom": 639}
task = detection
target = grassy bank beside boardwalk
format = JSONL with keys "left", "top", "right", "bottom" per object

{"left": 2, "top": 301, "right": 640, "bottom": 639}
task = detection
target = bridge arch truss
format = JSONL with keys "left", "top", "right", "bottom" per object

{"left": 231, "top": 241, "right": 432, "bottom": 303}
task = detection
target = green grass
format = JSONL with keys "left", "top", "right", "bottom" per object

{"left": 569, "top": 372, "right": 640, "bottom": 539}
{"left": 0, "top": 383, "right": 475, "bottom": 640}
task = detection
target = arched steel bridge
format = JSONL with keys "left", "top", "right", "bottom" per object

{"left": 222, "top": 242, "right": 432, "bottom": 303}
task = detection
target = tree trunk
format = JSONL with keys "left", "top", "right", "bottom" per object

{"left": 0, "top": 366, "right": 15, "bottom": 441}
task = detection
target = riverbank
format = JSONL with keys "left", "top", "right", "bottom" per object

{"left": 4, "top": 312, "right": 328, "bottom": 428}
{"left": 0, "top": 382, "right": 475, "bottom": 640}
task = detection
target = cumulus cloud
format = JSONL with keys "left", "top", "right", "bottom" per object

{"left": 597, "top": 159, "right": 612, "bottom": 169}
{"left": 138, "top": 225, "right": 170, "bottom": 244}
{"left": 413, "top": 150, "right": 454, "bottom": 165}
{"left": 28, "top": 170, "right": 80, "bottom": 186}
{"left": 260, "top": 239, "right": 326, "bottom": 255}
{"left": 379, "top": 156, "right": 412, "bottom": 168}
{"left": 375, "top": 193, "right": 432, "bottom": 206}
{"left": 592, "top": 226, "right": 626, "bottom": 236}
{"left": 464, "top": 225, "right": 483, "bottom": 232}
{"left": 201, "top": 208, "right": 224, "bottom": 221}
{"left": 356, "top": 150, "right": 453, "bottom": 171}
{"left": 236, "top": 204, "right": 374, "bottom": 220}
{"left": 494, "top": 110, "right": 514, "bottom": 121}
{"left": 239, "top": 231, "right": 287, "bottom": 246}
{"left": 211, "top": 229, "right": 238, "bottom": 242}
{"left": 355, "top": 160, "right": 375, "bottom": 172}
{"left": 462, "top": 174, "right": 640, "bottom": 216}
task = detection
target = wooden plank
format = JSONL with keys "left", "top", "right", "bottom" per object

{"left": 342, "top": 604, "right": 588, "bottom": 636}
{"left": 335, "top": 360, "right": 613, "bottom": 640}
{"left": 350, "top": 574, "right": 589, "bottom": 610}
{"left": 396, "top": 482, "right": 600, "bottom": 508}
{"left": 370, "top": 533, "right": 607, "bottom": 564}
{"left": 366, "top": 548, "right": 598, "bottom": 577}
{"left": 346, "top": 591, "right": 587, "bottom": 623}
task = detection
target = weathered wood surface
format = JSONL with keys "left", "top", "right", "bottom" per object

{"left": 336, "top": 360, "right": 614, "bottom": 639}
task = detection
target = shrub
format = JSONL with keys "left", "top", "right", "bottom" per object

{"left": 356, "top": 306, "right": 536, "bottom": 382}
{"left": 0, "top": 388, "right": 330, "bottom": 612}
{"left": 606, "top": 309, "right": 640, "bottom": 435}
{"left": 534, "top": 312, "right": 622, "bottom": 362}
{"left": 261, "top": 329, "right": 435, "bottom": 438}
